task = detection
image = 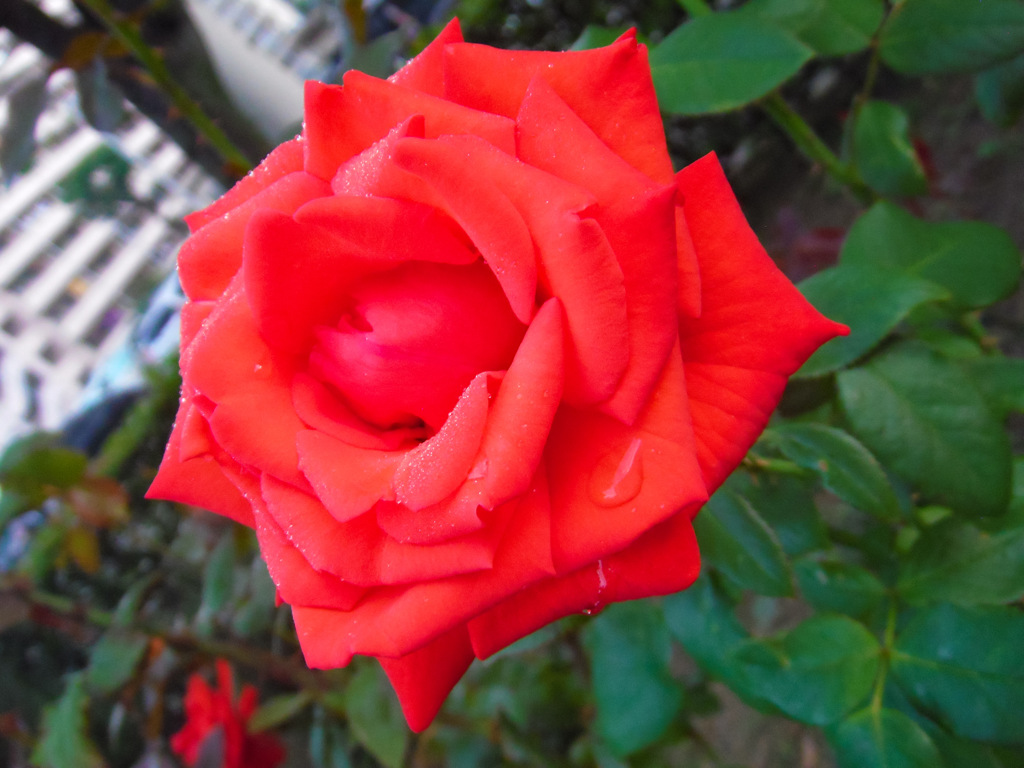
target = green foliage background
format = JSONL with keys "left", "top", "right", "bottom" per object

{"left": 2, "top": 1, "right": 1024, "bottom": 767}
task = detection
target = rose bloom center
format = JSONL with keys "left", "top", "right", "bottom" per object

{"left": 307, "top": 260, "right": 526, "bottom": 432}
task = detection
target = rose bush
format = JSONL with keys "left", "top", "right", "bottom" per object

{"left": 149, "top": 19, "right": 844, "bottom": 731}
{"left": 171, "top": 660, "right": 285, "bottom": 768}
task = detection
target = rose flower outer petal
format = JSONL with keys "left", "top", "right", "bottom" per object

{"left": 677, "top": 154, "right": 848, "bottom": 491}
{"left": 442, "top": 30, "right": 673, "bottom": 183}
{"left": 545, "top": 342, "right": 706, "bottom": 574}
{"left": 146, "top": 400, "right": 255, "bottom": 527}
{"left": 516, "top": 75, "right": 681, "bottom": 422}
{"left": 291, "top": 469, "right": 554, "bottom": 666}
{"left": 260, "top": 475, "right": 499, "bottom": 587}
{"left": 468, "top": 510, "right": 700, "bottom": 658}
{"left": 251, "top": 501, "right": 368, "bottom": 611}
{"left": 302, "top": 74, "right": 515, "bottom": 182}
{"left": 296, "top": 430, "right": 402, "bottom": 522}
{"left": 185, "top": 279, "right": 309, "bottom": 489}
{"left": 379, "top": 624, "right": 476, "bottom": 733}
{"left": 178, "top": 171, "right": 330, "bottom": 301}
{"left": 184, "top": 136, "right": 305, "bottom": 232}
{"left": 387, "top": 18, "right": 464, "bottom": 97}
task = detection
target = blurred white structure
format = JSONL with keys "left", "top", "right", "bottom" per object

{"left": 0, "top": 0, "right": 337, "bottom": 448}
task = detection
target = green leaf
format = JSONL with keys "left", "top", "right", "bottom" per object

{"left": 249, "top": 691, "right": 313, "bottom": 733}
{"left": 663, "top": 574, "right": 781, "bottom": 714}
{"left": 852, "top": 100, "right": 928, "bottom": 198}
{"left": 963, "top": 357, "right": 1024, "bottom": 417}
{"left": 740, "top": 0, "right": 885, "bottom": 56}
{"left": 570, "top": 25, "right": 632, "bottom": 51}
{"left": 0, "top": 72, "right": 48, "bottom": 180}
{"left": 730, "top": 472, "right": 828, "bottom": 556}
{"left": 826, "top": 707, "right": 944, "bottom": 768}
{"left": 86, "top": 630, "right": 148, "bottom": 694}
{"left": 343, "top": 662, "right": 408, "bottom": 768}
{"left": 795, "top": 558, "right": 887, "bottom": 620}
{"left": 898, "top": 518, "right": 1024, "bottom": 606}
{"left": 693, "top": 488, "right": 794, "bottom": 596}
{"left": 880, "top": 0, "right": 1024, "bottom": 75}
{"left": 583, "top": 601, "right": 682, "bottom": 756}
{"left": 797, "top": 263, "right": 949, "bottom": 377}
{"left": 650, "top": 13, "right": 813, "bottom": 114}
{"left": 837, "top": 343, "right": 1013, "bottom": 517}
{"left": 770, "top": 423, "right": 901, "bottom": 521}
{"left": 74, "top": 57, "right": 124, "bottom": 133}
{"left": 733, "top": 615, "right": 880, "bottom": 725}
{"left": 892, "top": 603, "right": 1024, "bottom": 743}
{"left": 0, "top": 434, "right": 88, "bottom": 493}
{"left": 196, "top": 530, "right": 237, "bottom": 633}
{"left": 308, "top": 707, "right": 353, "bottom": 768}
{"left": 929, "top": 729, "right": 1005, "bottom": 768}
{"left": 975, "top": 52, "right": 1024, "bottom": 127}
{"left": 31, "top": 674, "right": 104, "bottom": 768}
{"left": 663, "top": 573, "right": 750, "bottom": 681}
{"left": 840, "top": 202, "right": 1021, "bottom": 309}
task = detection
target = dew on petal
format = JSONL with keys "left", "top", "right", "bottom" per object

{"left": 588, "top": 437, "right": 644, "bottom": 508}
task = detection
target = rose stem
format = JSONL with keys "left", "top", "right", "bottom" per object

{"left": 75, "top": 0, "right": 255, "bottom": 173}
{"left": 759, "top": 91, "right": 877, "bottom": 206}
{"left": 5, "top": 578, "right": 327, "bottom": 691}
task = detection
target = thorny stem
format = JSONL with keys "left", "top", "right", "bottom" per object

{"left": 759, "top": 92, "right": 877, "bottom": 206}
{"left": 75, "top": 0, "right": 254, "bottom": 173}
{"left": 8, "top": 579, "right": 326, "bottom": 691}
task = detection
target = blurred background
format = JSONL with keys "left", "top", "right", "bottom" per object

{"left": 1, "top": 1, "right": 1023, "bottom": 767}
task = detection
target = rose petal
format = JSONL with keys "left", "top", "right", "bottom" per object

{"left": 251, "top": 502, "right": 367, "bottom": 611}
{"left": 393, "top": 135, "right": 628, "bottom": 403}
{"left": 331, "top": 115, "right": 425, "bottom": 197}
{"left": 676, "top": 154, "right": 848, "bottom": 492}
{"left": 393, "top": 374, "right": 490, "bottom": 512}
{"left": 178, "top": 171, "right": 330, "bottom": 301}
{"left": 302, "top": 74, "right": 515, "bottom": 181}
{"left": 387, "top": 18, "right": 463, "bottom": 96}
{"left": 184, "top": 137, "right": 305, "bottom": 232}
{"left": 675, "top": 206, "right": 702, "bottom": 319}
{"left": 544, "top": 376, "right": 706, "bottom": 574}
{"left": 379, "top": 624, "right": 475, "bottom": 733}
{"left": 185, "top": 279, "right": 308, "bottom": 487}
{"left": 307, "top": 260, "right": 525, "bottom": 431}
{"left": 146, "top": 402, "right": 255, "bottom": 527}
{"left": 468, "top": 511, "right": 700, "bottom": 659}
{"left": 292, "top": 471, "right": 554, "bottom": 664}
{"left": 373, "top": 137, "right": 537, "bottom": 324}
{"left": 292, "top": 373, "right": 427, "bottom": 452}
{"left": 296, "top": 430, "right": 402, "bottom": 522}
{"left": 443, "top": 30, "right": 673, "bottom": 183}
{"left": 517, "top": 76, "right": 680, "bottom": 421}
{"left": 457, "top": 297, "right": 565, "bottom": 509}
{"left": 241, "top": 210, "right": 367, "bottom": 357}
{"left": 180, "top": 300, "right": 214, "bottom": 357}
{"left": 260, "top": 475, "right": 498, "bottom": 587}
{"left": 296, "top": 196, "right": 475, "bottom": 267}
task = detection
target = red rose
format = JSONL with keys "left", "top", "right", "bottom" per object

{"left": 149, "top": 20, "right": 844, "bottom": 731}
{"left": 171, "top": 660, "right": 284, "bottom": 768}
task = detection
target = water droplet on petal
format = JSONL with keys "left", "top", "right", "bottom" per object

{"left": 468, "top": 457, "right": 488, "bottom": 480}
{"left": 588, "top": 437, "right": 644, "bottom": 508}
